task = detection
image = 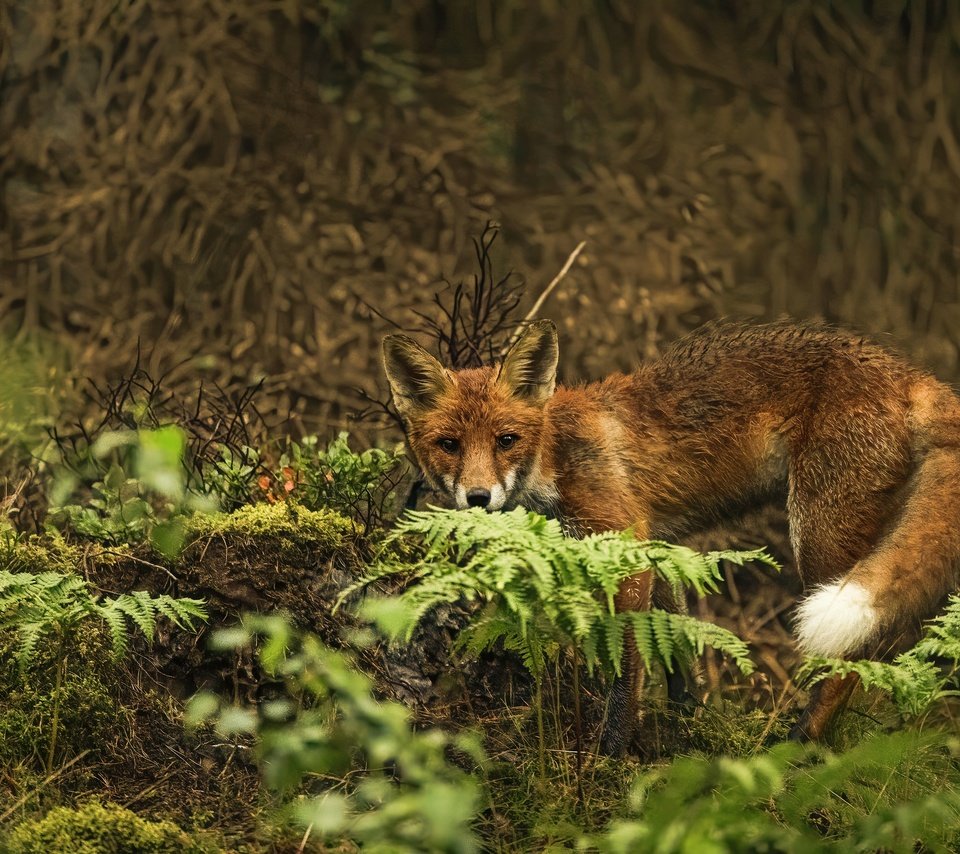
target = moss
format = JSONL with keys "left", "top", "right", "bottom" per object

{"left": 0, "top": 529, "right": 134, "bottom": 581}
{"left": 5, "top": 801, "right": 217, "bottom": 854}
{"left": 184, "top": 501, "right": 353, "bottom": 550}
{"left": 682, "top": 704, "right": 790, "bottom": 756}
{"left": 0, "top": 529, "right": 83, "bottom": 574}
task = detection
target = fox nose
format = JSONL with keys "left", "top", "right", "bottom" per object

{"left": 466, "top": 488, "right": 491, "bottom": 508}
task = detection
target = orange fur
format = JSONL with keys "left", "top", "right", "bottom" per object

{"left": 383, "top": 320, "right": 960, "bottom": 752}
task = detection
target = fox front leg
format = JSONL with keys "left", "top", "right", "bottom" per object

{"left": 601, "top": 570, "right": 654, "bottom": 757}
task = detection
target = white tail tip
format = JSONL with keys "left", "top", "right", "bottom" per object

{"left": 795, "top": 580, "right": 878, "bottom": 658}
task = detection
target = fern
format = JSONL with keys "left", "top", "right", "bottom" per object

{"left": 0, "top": 567, "right": 206, "bottom": 773}
{"left": 910, "top": 596, "right": 960, "bottom": 662}
{"left": 352, "top": 507, "right": 777, "bottom": 682}
{"left": 0, "top": 568, "right": 207, "bottom": 667}
{"left": 100, "top": 606, "right": 130, "bottom": 661}
{"left": 638, "top": 611, "right": 754, "bottom": 675}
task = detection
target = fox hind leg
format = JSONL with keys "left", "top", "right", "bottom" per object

{"left": 790, "top": 446, "right": 960, "bottom": 738}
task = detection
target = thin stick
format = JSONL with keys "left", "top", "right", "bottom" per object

{"left": 296, "top": 823, "right": 314, "bottom": 854}
{"left": 0, "top": 749, "right": 91, "bottom": 822}
{"left": 101, "top": 550, "right": 179, "bottom": 582}
{"left": 46, "top": 647, "right": 66, "bottom": 775}
{"left": 572, "top": 650, "right": 586, "bottom": 812}
{"left": 500, "top": 241, "right": 586, "bottom": 356}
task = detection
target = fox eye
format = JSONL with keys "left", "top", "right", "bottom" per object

{"left": 497, "top": 434, "right": 519, "bottom": 450}
{"left": 437, "top": 438, "right": 459, "bottom": 454}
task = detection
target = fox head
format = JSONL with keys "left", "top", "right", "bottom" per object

{"left": 382, "top": 321, "right": 559, "bottom": 511}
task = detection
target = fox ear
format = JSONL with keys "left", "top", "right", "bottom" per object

{"left": 382, "top": 335, "right": 451, "bottom": 419}
{"left": 500, "top": 320, "right": 558, "bottom": 405}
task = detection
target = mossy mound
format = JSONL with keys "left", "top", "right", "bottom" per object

{"left": 68, "top": 502, "right": 360, "bottom": 635}
{"left": 175, "top": 502, "right": 359, "bottom": 631}
{"left": 5, "top": 801, "right": 217, "bottom": 854}
{"left": 183, "top": 501, "right": 353, "bottom": 545}
{"left": 38, "top": 502, "right": 367, "bottom": 722}
{"left": 0, "top": 529, "right": 84, "bottom": 575}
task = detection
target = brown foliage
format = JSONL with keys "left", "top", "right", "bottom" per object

{"left": 7, "top": 2, "right": 960, "bottom": 446}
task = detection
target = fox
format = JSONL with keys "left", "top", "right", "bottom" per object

{"left": 381, "top": 318, "right": 960, "bottom": 755}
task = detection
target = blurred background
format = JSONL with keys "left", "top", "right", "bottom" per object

{"left": 4, "top": 0, "right": 960, "bottom": 437}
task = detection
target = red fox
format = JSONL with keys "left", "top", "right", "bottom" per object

{"left": 382, "top": 319, "right": 960, "bottom": 754}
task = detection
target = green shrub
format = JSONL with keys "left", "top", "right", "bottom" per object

{"left": 187, "top": 614, "right": 483, "bottom": 854}
{"left": 580, "top": 732, "right": 960, "bottom": 853}
{"left": 50, "top": 426, "right": 216, "bottom": 556}
{"left": 269, "top": 432, "right": 406, "bottom": 528}
{"left": 6, "top": 801, "right": 213, "bottom": 854}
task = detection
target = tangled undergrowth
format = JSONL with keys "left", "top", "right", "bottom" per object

{"left": 8, "top": 1, "right": 960, "bottom": 447}
{"left": 0, "top": 424, "right": 959, "bottom": 852}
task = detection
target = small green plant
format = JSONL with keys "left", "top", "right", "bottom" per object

{"left": 51, "top": 362, "right": 268, "bottom": 516}
{"left": 0, "top": 567, "right": 206, "bottom": 773}
{"left": 579, "top": 731, "right": 960, "bottom": 852}
{"left": 50, "top": 426, "right": 215, "bottom": 556}
{"left": 350, "top": 507, "right": 776, "bottom": 774}
{"left": 200, "top": 444, "right": 262, "bottom": 511}
{"left": 265, "top": 432, "right": 406, "bottom": 529}
{"left": 187, "top": 614, "right": 482, "bottom": 854}
{"left": 799, "top": 594, "right": 960, "bottom": 718}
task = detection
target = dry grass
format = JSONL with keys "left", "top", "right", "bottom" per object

{"left": 6, "top": 2, "right": 960, "bottom": 443}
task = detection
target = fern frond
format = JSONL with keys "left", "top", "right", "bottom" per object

{"left": 455, "top": 612, "right": 519, "bottom": 660}
{"left": 798, "top": 656, "right": 942, "bottom": 717}
{"left": 602, "top": 614, "right": 626, "bottom": 677}
{"left": 361, "top": 508, "right": 765, "bottom": 681}
{"left": 109, "top": 594, "right": 156, "bottom": 639}
{"left": 151, "top": 594, "right": 208, "bottom": 629}
{"left": 625, "top": 611, "right": 755, "bottom": 676}
{"left": 0, "top": 568, "right": 206, "bottom": 675}
{"left": 15, "top": 621, "right": 47, "bottom": 670}
{"left": 100, "top": 606, "right": 129, "bottom": 659}
{"left": 911, "top": 594, "right": 960, "bottom": 662}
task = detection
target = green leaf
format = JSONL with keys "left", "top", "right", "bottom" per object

{"left": 151, "top": 517, "right": 186, "bottom": 559}
{"left": 215, "top": 705, "right": 258, "bottom": 735}
{"left": 209, "top": 626, "right": 252, "bottom": 651}
{"left": 360, "top": 596, "right": 420, "bottom": 643}
{"left": 136, "top": 425, "right": 187, "bottom": 499}
{"left": 184, "top": 691, "right": 220, "bottom": 728}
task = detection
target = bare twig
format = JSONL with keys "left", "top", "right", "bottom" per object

{"left": 0, "top": 749, "right": 92, "bottom": 822}
{"left": 501, "top": 241, "right": 586, "bottom": 356}
{"left": 101, "top": 550, "right": 180, "bottom": 582}
{"left": 296, "top": 823, "right": 314, "bottom": 854}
